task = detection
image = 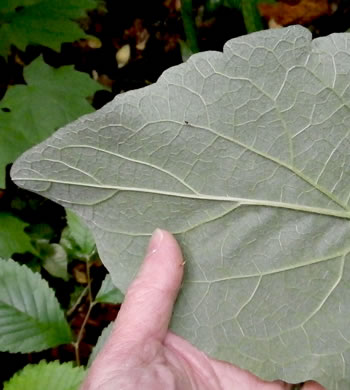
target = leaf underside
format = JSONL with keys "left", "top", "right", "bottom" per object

{"left": 11, "top": 26, "right": 350, "bottom": 388}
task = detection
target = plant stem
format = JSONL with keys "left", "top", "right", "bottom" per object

{"left": 73, "top": 258, "right": 95, "bottom": 366}
{"left": 67, "top": 285, "right": 89, "bottom": 317}
{"left": 241, "top": 0, "right": 264, "bottom": 32}
{"left": 180, "top": 0, "right": 200, "bottom": 53}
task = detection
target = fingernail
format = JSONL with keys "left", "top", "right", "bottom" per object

{"left": 146, "top": 228, "right": 164, "bottom": 256}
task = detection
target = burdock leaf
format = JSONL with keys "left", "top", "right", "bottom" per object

{"left": 11, "top": 26, "right": 350, "bottom": 388}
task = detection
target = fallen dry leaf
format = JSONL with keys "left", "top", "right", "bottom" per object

{"left": 73, "top": 263, "right": 88, "bottom": 284}
{"left": 163, "top": 0, "right": 181, "bottom": 12}
{"left": 116, "top": 44, "right": 131, "bottom": 68}
{"left": 259, "top": 0, "right": 330, "bottom": 26}
{"left": 124, "top": 18, "right": 150, "bottom": 51}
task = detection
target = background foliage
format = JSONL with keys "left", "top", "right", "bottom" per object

{"left": 0, "top": 0, "right": 99, "bottom": 58}
{"left": 1, "top": 0, "right": 350, "bottom": 388}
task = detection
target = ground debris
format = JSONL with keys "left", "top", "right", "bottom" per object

{"left": 259, "top": 0, "right": 330, "bottom": 26}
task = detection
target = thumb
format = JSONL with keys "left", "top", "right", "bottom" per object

{"left": 109, "top": 229, "right": 184, "bottom": 346}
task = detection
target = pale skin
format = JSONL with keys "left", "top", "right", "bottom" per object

{"left": 81, "top": 229, "right": 326, "bottom": 390}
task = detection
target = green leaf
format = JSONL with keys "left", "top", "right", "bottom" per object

{"left": 0, "top": 1, "right": 42, "bottom": 14}
{"left": 0, "top": 55, "right": 104, "bottom": 187}
{"left": 11, "top": 26, "right": 350, "bottom": 388}
{"left": 41, "top": 243, "right": 69, "bottom": 281}
{"left": 0, "top": 111, "right": 31, "bottom": 188}
{"left": 4, "top": 360, "right": 85, "bottom": 390}
{"left": 0, "top": 258, "right": 72, "bottom": 352}
{"left": 0, "top": 212, "right": 35, "bottom": 258}
{"left": 26, "top": 223, "right": 55, "bottom": 242}
{"left": 63, "top": 209, "right": 96, "bottom": 258}
{"left": 87, "top": 322, "right": 113, "bottom": 368}
{"left": 95, "top": 274, "right": 124, "bottom": 304}
{"left": 0, "top": 0, "right": 98, "bottom": 58}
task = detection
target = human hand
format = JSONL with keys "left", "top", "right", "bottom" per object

{"left": 81, "top": 229, "right": 325, "bottom": 390}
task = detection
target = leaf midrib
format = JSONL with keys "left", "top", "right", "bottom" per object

{"left": 12, "top": 175, "right": 350, "bottom": 219}
{"left": 13, "top": 102, "right": 350, "bottom": 219}
{"left": 0, "top": 301, "right": 64, "bottom": 335}
{"left": 38, "top": 115, "right": 350, "bottom": 212}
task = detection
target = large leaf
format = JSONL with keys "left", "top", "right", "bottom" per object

{"left": 4, "top": 360, "right": 85, "bottom": 390}
{"left": 0, "top": 0, "right": 98, "bottom": 58}
{"left": 11, "top": 26, "right": 350, "bottom": 388}
{"left": 0, "top": 212, "right": 35, "bottom": 258}
{"left": 0, "top": 258, "right": 72, "bottom": 352}
{"left": 0, "top": 55, "right": 104, "bottom": 187}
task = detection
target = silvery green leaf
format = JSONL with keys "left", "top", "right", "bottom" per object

{"left": 11, "top": 26, "right": 350, "bottom": 388}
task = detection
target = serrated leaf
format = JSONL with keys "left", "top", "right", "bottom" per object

{"left": 0, "top": 258, "right": 72, "bottom": 352}
{"left": 95, "top": 274, "right": 124, "bottom": 304}
{"left": 4, "top": 360, "right": 85, "bottom": 390}
{"left": 0, "top": 0, "right": 98, "bottom": 58}
{"left": 87, "top": 321, "right": 113, "bottom": 368}
{"left": 0, "top": 55, "right": 104, "bottom": 187}
{"left": 64, "top": 209, "right": 96, "bottom": 258}
{"left": 0, "top": 212, "right": 35, "bottom": 258}
{"left": 10, "top": 26, "right": 350, "bottom": 388}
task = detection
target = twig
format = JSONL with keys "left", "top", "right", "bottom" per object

{"left": 67, "top": 285, "right": 89, "bottom": 317}
{"left": 73, "top": 258, "right": 95, "bottom": 366}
